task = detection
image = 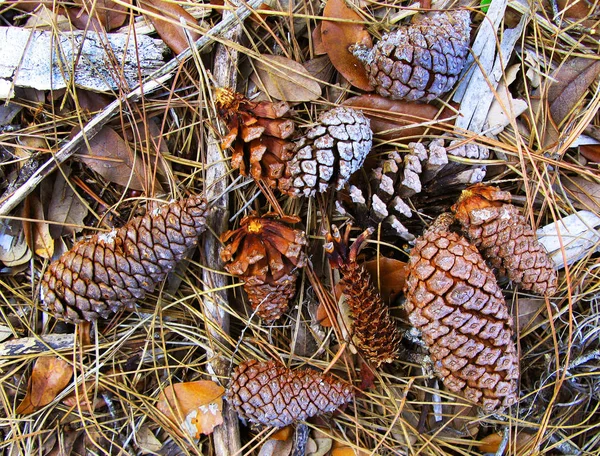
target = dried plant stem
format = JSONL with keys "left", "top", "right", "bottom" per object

{"left": 0, "top": 0, "right": 263, "bottom": 216}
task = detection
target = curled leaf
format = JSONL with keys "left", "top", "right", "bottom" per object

{"left": 321, "top": 0, "right": 373, "bottom": 91}
{"left": 16, "top": 356, "right": 72, "bottom": 414}
{"left": 362, "top": 257, "right": 407, "bottom": 303}
{"left": 252, "top": 54, "right": 321, "bottom": 102}
{"left": 142, "top": 0, "right": 200, "bottom": 54}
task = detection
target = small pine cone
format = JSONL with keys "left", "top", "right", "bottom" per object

{"left": 40, "top": 196, "right": 208, "bottom": 323}
{"left": 405, "top": 214, "right": 519, "bottom": 411}
{"left": 226, "top": 359, "right": 353, "bottom": 428}
{"left": 352, "top": 11, "right": 471, "bottom": 102}
{"left": 215, "top": 87, "right": 295, "bottom": 189}
{"left": 325, "top": 225, "right": 401, "bottom": 366}
{"left": 452, "top": 184, "right": 558, "bottom": 296}
{"left": 220, "top": 215, "right": 307, "bottom": 322}
{"left": 280, "top": 106, "right": 372, "bottom": 197}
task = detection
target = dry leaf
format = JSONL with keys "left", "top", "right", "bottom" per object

{"left": 321, "top": 0, "right": 373, "bottom": 91}
{"left": 142, "top": 0, "right": 200, "bottom": 54}
{"left": 312, "top": 23, "right": 327, "bottom": 55}
{"left": 316, "top": 301, "right": 333, "bottom": 327}
{"left": 0, "top": 325, "right": 13, "bottom": 343}
{"left": 303, "top": 56, "right": 334, "bottom": 88}
{"left": 47, "top": 167, "right": 88, "bottom": 239}
{"left": 62, "top": 380, "right": 106, "bottom": 409}
{"left": 557, "top": 0, "right": 594, "bottom": 18}
{"left": 306, "top": 438, "right": 332, "bottom": 456}
{"left": 562, "top": 175, "right": 600, "bottom": 213}
{"left": 137, "top": 425, "right": 163, "bottom": 454}
{"left": 252, "top": 54, "right": 322, "bottom": 102}
{"left": 66, "top": 0, "right": 131, "bottom": 32}
{"left": 580, "top": 144, "right": 600, "bottom": 163}
{"left": 23, "top": 194, "right": 54, "bottom": 259}
{"left": 0, "top": 218, "right": 32, "bottom": 267}
{"left": 156, "top": 380, "right": 224, "bottom": 437}
{"left": 258, "top": 438, "right": 293, "bottom": 456}
{"left": 271, "top": 426, "right": 293, "bottom": 441}
{"left": 343, "top": 94, "right": 456, "bottom": 141}
{"left": 16, "top": 356, "right": 72, "bottom": 414}
{"left": 479, "top": 431, "right": 536, "bottom": 453}
{"left": 75, "top": 126, "right": 147, "bottom": 191}
{"left": 515, "top": 298, "right": 546, "bottom": 331}
{"left": 331, "top": 448, "right": 360, "bottom": 456}
{"left": 486, "top": 64, "right": 528, "bottom": 135}
{"left": 362, "top": 257, "right": 407, "bottom": 303}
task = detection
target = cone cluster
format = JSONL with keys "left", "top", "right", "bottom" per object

{"left": 40, "top": 196, "right": 208, "bottom": 323}
{"left": 226, "top": 359, "right": 353, "bottom": 428}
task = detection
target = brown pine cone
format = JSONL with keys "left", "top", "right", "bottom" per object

{"left": 220, "top": 214, "right": 307, "bottom": 322}
{"left": 226, "top": 359, "right": 353, "bottom": 428}
{"left": 405, "top": 213, "right": 519, "bottom": 411}
{"left": 280, "top": 106, "right": 372, "bottom": 197}
{"left": 352, "top": 11, "right": 471, "bottom": 102}
{"left": 452, "top": 184, "right": 558, "bottom": 296}
{"left": 325, "top": 225, "right": 401, "bottom": 366}
{"left": 215, "top": 87, "right": 295, "bottom": 190}
{"left": 40, "top": 196, "right": 208, "bottom": 323}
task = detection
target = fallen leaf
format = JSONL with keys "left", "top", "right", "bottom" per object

{"left": 252, "top": 54, "right": 322, "bottom": 102}
{"left": 580, "top": 144, "right": 600, "bottom": 163}
{"left": 316, "top": 301, "right": 333, "bottom": 327}
{"left": 16, "top": 356, "right": 73, "bottom": 414}
{"left": 156, "top": 380, "right": 224, "bottom": 437}
{"left": 312, "top": 23, "right": 327, "bottom": 55}
{"left": 307, "top": 438, "right": 332, "bottom": 456}
{"left": 479, "top": 431, "right": 536, "bottom": 453}
{"left": 67, "top": 0, "right": 131, "bottom": 32}
{"left": 47, "top": 167, "right": 88, "bottom": 239}
{"left": 362, "top": 257, "right": 407, "bottom": 303}
{"left": 74, "top": 126, "right": 147, "bottom": 191}
{"left": 515, "top": 298, "right": 546, "bottom": 331}
{"left": 343, "top": 95, "right": 456, "bottom": 141}
{"left": 62, "top": 380, "right": 106, "bottom": 410}
{"left": 303, "top": 56, "right": 335, "bottom": 88}
{"left": 137, "top": 425, "right": 163, "bottom": 454}
{"left": 271, "top": 426, "right": 293, "bottom": 441}
{"left": 24, "top": 4, "right": 71, "bottom": 30}
{"left": 0, "top": 325, "right": 13, "bottom": 342}
{"left": 142, "top": 0, "right": 200, "bottom": 54}
{"left": 486, "top": 64, "right": 528, "bottom": 135}
{"left": 331, "top": 448, "right": 361, "bottom": 456}
{"left": 562, "top": 175, "right": 600, "bottom": 213}
{"left": 23, "top": 194, "right": 54, "bottom": 259}
{"left": 557, "top": 0, "right": 594, "bottom": 18}
{"left": 0, "top": 218, "right": 32, "bottom": 267}
{"left": 258, "top": 437, "right": 293, "bottom": 456}
{"left": 321, "top": 0, "right": 373, "bottom": 91}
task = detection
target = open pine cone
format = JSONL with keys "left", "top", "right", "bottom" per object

{"left": 40, "top": 196, "right": 208, "bottom": 323}
{"left": 325, "top": 225, "right": 401, "bottom": 366}
{"left": 215, "top": 87, "right": 295, "bottom": 190}
{"left": 220, "top": 214, "right": 307, "bottom": 322}
{"left": 352, "top": 11, "right": 471, "bottom": 102}
{"left": 280, "top": 106, "right": 373, "bottom": 197}
{"left": 405, "top": 214, "right": 519, "bottom": 411}
{"left": 226, "top": 359, "right": 353, "bottom": 428}
{"left": 452, "top": 184, "right": 558, "bottom": 296}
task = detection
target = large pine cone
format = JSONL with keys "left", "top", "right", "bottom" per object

{"left": 452, "top": 184, "right": 558, "bottom": 296}
{"left": 40, "top": 196, "right": 208, "bottom": 323}
{"left": 339, "top": 138, "right": 489, "bottom": 238}
{"left": 215, "top": 88, "right": 295, "bottom": 190}
{"left": 405, "top": 214, "right": 519, "bottom": 411}
{"left": 280, "top": 106, "right": 372, "bottom": 197}
{"left": 220, "top": 215, "right": 307, "bottom": 322}
{"left": 325, "top": 225, "right": 401, "bottom": 366}
{"left": 226, "top": 359, "right": 353, "bottom": 428}
{"left": 352, "top": 11, "right": 471, "bottom": 102}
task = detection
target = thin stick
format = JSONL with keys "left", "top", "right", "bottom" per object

{"left": 0, "top": 0, "right": 263, "bottom": 217}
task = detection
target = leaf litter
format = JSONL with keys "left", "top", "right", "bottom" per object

{"left": 0, "top": 0, "right": 600, "bottom": 454}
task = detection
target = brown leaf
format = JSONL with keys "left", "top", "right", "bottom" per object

{"left": 62, "top": 379, "right": 106, "bottom": 409}
{"left": 271, "top": 426, "right": 293, "bottom": 441}
{"left": 362, "top": 257, "right": 407, "bottom": 303}
{"left": 580, "top": 144, "right": 600, "bottom": 163}
{"left": 563, "top": 175, "right": 600, "bottom": 213}
{"left": 303, "top": 56, "right": 335, "bottom": 88}
{"left": 16, "top": 356, "right": 72, "bottom": 414}
{"left": 548, "top": 57, "right": 600, "bottom": 126}
{"left": 343, "top": 94, "right": 456, "bottom": 141}
{"left": 321, "top": 0, "right": 373, "bottom": 91}
{"left": 515, "top": 298, "right": 546, "bottom": 331}
{"left": 252, "top": 55, "right": 322, "bottom": 102}
{"left": 66, "top": 0, "right": 131, "bottom": 32}
{"left": 142, "top": 0, "right": 200, "bottom": 54}
{"left": 478, "top": 432, "right": 536, "bottom": 453}
{"left": 156, "top": 380, "right": 224, "bottom": 437}
{"left": 74, "top": 126, "right": 147, "bottom": 191}
{"left": 47, "top": 167, "right": 88, "bottom": 239}
{"left": 557, "top": 0, "right": 594, "bottom": 18}
{"left": 24, "top": 193, "right": 54, "bottom": 259}
{"left": 312, "top": 23, "right": 327, "bottom": 55}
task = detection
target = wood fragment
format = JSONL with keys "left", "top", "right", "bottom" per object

{"left": 0, "top": 334, "right": 75, "bottom": 357}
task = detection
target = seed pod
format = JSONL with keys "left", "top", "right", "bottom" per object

{"left": 405, "top": 214, "right": 519, "bottom": 411}
{"left": 220, "top": 214, "right": 307, "bottom": 322}
{"left": 280, "top": 106, "right": 372, "bottom": 197}
{"left": 215, "top": 87, "right": 295, "bottom": 190}
{"left": 452, "top": 184, "right": 558, "bottom": 296}
{"left": 325, "top": 225, "right": 401, "bottom": 366}
{"left": 226, "top": 359, "right": 353, "bottom": 428}
{"left": 352, "top": 11, "right": 471, "bottom": 102}
{"left": 40, "top": 196, "right": 208, "bottom": 323}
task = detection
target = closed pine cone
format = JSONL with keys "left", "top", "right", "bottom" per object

{"left": 352, "top": 11, "right": 471, "bottom": 102}
{"left": 226, "top": 359, "right": 353, "bottom": 428}
{"left": 452, "top": 184, "right": 558, "bottom": 296}
{"left": 405, "top": 214, "right": 519, "bottom": 411}
{"left": 280, "top": 106, "right": 372, "bottom": 197}
{"left": 40, "top": 196, "right": 208, "bottom": 323}
{"left": 220, "top": 215, "right": 307, "bottom": 322}
{"left": 325, "top": 225, "right": 401, "bottom": 366}
{"left": 214, "top": 87, "right": 295, "bottom": 190}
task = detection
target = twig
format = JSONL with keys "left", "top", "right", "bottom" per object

{"left": 0, "top": 0, "right": 263, "bottom": 216}
{"left": 0, "top": 333, "right": 76, "bottom": 357}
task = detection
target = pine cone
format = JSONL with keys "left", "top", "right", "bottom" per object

{"left": 215, "top": 87, "right": 295, "bottom": 190}
{"left": 325, "top": 225, "right": 401, "bottom": 366}
{"left": 452, "top": 184, "right": 558, "bottom": 296}
{"left": 339, "top": 138, "right": 488, "bottom": 238}
{"left": 405, "top": 214, "right": 519, "bottom": 411}
{"left": 220, "top": 214, "right": 307, "bottom": 322}
{"left": 226, "top": 359, "right": 353, "bottom": 428}
{"left": 40, "top": 196, "right": 208, "bottom": 323}
{"left": 280, "top": 106, "right": 372, "bottom": 197}
{"left": 352, "top": 11, "right": 471, "bottom": 102}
